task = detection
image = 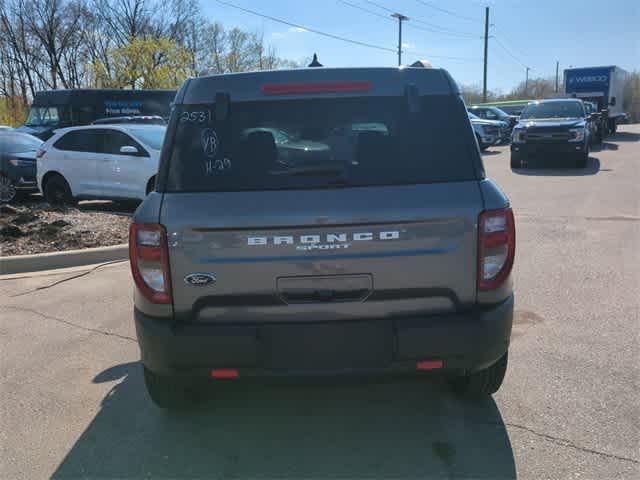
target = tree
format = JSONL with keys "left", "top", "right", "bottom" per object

{"left": 92, "top": 37, "right": 192, "bottom": 89}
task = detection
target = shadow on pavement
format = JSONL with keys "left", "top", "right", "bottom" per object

{"left": 52, "top": 362, "right": 516, "bottom": 479}
{"left": 597, "top": 142, "right": 618, "bottom": 151}
{"left": 482, "top": 149, "right": 501, "bottom": 156}
{"left": 609, "top": 131, "right": 640, "bottom": 142}
{"left": 76, "top": 199, "right": 139, "bottom": 215}
{"left": 512, "top": 156, "right": 600, "bottom": 176}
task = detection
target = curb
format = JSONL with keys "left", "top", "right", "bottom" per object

{"left": 0, "top": 244, "right": 129, "bottom": 275}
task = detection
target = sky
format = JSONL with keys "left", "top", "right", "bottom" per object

{"left": 203, "top": 0, "right": 639, "bottom": 93}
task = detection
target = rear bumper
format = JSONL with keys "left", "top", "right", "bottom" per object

{"left": 135, "top": 295, "right": 514, "bottom": 378}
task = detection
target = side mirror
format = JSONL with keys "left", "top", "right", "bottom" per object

{"left": 610, "top": 97, "right": 616, "bottom": 106}
{"left": 120, "top": 145, "right": 138, "bottom": 154}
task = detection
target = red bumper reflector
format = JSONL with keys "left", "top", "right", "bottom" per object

{"left": 416, "top": 360, "right": 444, "bottom": 371}
{"left": 211, "top": 369, "right": 239, "bottom": 379}
{"left": 261, "top": 81, "right": 372, "bottom": 95}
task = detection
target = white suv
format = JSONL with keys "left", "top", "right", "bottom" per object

{"left": 37, "top": 124, "right": 165, "bottom": 204}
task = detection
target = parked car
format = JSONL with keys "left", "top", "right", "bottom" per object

{"left": 468, "top": 105, "right": 517, "bottom": 137}
{"left": 468, "top": 112, "right": 508, "bottom": 150}
{"left": 474, "top": 100, "right": 533, "bottom": 117}
{"left": 92, "top": 115, "right": 167, "bottom": 126}
{"left": 130, "top": 66, "right": 515, "bottom": 408}
{"left": 0, "top": 131, "right": 42, "bottom": 203}
{"left": 37, "top": 124, "right": 166, "bottom": 204}
{"left": 511, "top": 98, "right": 591, "bottom": 169}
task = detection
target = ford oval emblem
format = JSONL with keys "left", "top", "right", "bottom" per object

{"left": 184, "top": 273, "right": 216, "bottom": 286}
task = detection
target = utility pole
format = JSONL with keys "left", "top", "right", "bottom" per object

{"left": 482, "top": 7, "right": 489, "bottom": 102}
{"left": 555, "top": 61, "right": 559, "bottom": 93}
{"left": 391, "top": 13, "right": 409, "bottom": 66}
{"left": 525, "top": 67, "right": 530, "bottom": 95}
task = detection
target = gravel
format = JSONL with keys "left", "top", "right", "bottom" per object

{"left": 1, "top": 201, "right": 131, "bottom": 256}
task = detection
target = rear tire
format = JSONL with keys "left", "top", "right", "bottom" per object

{"left": 451, "top": 351, "right": 508, "bottom": 397}
{"left": 143, "top": 366, "right": 201, "bottom": 409}
{"left": 476, "top": 134, "right": 488, "bottom": 152}
{"left": 576, "top": 145, "right": 589, "bottom": 169}
{"left": 510, "top": 156, "right": 521, "bottom": 169}
{"left": 44, "top": 175, "right": 74, "bottom": 205}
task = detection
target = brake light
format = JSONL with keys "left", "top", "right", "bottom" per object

{"left": 416, "top": 359, "right": 444, "bottom": 370}
{"left": 211, "top": 369, "right": 239, "bottom": 379}
{"left": 478, "top": 208, "right": 515, "bottom": 291}
{"left": 129, "top": 223, "right": 172, "bottom": 304}
{"left": 36, "top": 149, "right": 46, "bottom": 159}
{"left": 261, "top": 81, "right": 372, "bottom": 95}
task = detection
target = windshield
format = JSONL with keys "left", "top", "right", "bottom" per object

{"left": 166, "top": 95, "right": 477, "bottom": 192}
{"left": 520, "top": 101, "right": 585, "bottom": 120}
{"left": 0, "top": 132, "right": 43, "bottom": 153}
{"left": 126, "top": 126, "right": 166, "bottom": 150}
{"left": 496, "top": 104, "right": 528, "bottom": 115}
{"left": 25, "top": 106, "right": 60, "bottom": 127}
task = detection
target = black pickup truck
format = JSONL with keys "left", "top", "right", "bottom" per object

{"left": 510, "top": 99, "right": 592, "bottom": 169}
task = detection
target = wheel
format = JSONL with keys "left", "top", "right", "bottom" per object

{"left": 576, "top": 145, "right": 589, "bottom": 169}
{"left": 143, "top": 366, "right": 201, "bottom": 409}
{"left": 510, "top": 155, "right": 521, "bottom": 169}
{"left": 451, "top": 352, "right": 508, "bottom": 396}
{"left": 0, "top": 175, "right": 17, "bottom": 203}
{"left": 475, "top": 134, "right": 488, "bottom": 152}
{"left": 44, "top": 175, "right": 73, "bottom": 205}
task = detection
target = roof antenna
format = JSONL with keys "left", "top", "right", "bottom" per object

{"left": 308, "top": 53, "right": 323, "bottom": 67}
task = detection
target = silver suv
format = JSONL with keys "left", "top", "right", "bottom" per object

{"left": 130, "top": 67, "right": 516, "bottom": 408}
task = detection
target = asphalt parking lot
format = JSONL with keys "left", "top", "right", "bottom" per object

{"left": 1, "top": 125, "right": 639, "bottom": 480}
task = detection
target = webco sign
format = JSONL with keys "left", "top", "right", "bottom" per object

{"left": 566, "top": 68, "right": 610, "bottom": 91}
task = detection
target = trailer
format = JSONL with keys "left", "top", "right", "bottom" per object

{"left": 564, "top": 66, "right": 628, "bottom": 134}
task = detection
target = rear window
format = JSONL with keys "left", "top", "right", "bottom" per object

{"left": 165, "top": 95, "right": 477, "bottom": 192}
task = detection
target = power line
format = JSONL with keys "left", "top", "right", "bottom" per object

{"left": 365, "top": 0, "right": 482, "bottom": 38}
{"left": 412, "top": 51, "right": 483, "bottom": 62}
{"left": 491, "top": 25, "right": 532, "bottom": 61}
{"left": 337, "top": 0, "right": 394, "bottom": 23}
{"left": 408, "top": 21, "right": 483, "bottom": 39}
{"left": 336, "top": 1, "right": 481, "bottom": 62}
{"left": 215, "top": 0, "right": 395, "bottom": 53}
{"left": 414, "top": 0, "right": 480, "bottom": 23}
{"left": 363, "top": 0, "right": 396, "bottom": 14}
{"left": 492, "top": 36, "right": 529, "bottom": 69}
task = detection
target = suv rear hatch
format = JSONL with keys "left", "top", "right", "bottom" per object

{"left": 159, "top": 72, "right": 485, "bottom": 324}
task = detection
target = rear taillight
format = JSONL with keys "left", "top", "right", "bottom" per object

{"left": 129, "top": 223, "right": 172, "bottom": 304}
{"left": 478, "top": 208, "right": 515, "bottom": 291}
